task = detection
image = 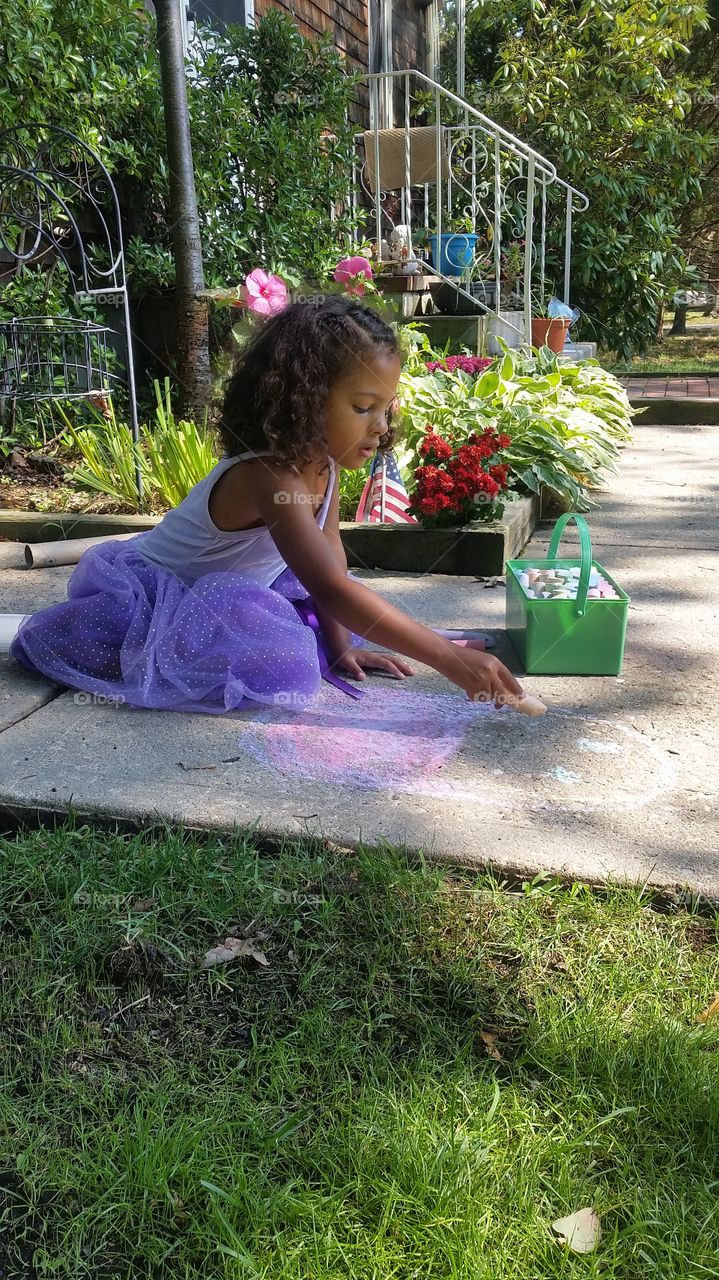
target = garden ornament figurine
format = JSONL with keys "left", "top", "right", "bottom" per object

{"left": 389, "top": 225, "right": 421, "bottom": 275}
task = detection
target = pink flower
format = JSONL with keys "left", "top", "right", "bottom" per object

{"left": 333, "top": 255, "right": 373, "bottom": 297}
{"left": 244, "top": 269, "right": 288, "bottom": 316}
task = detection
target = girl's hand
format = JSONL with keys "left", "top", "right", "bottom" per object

{"left": 330, "top": 646, "right": 415, "bottom": 681}
{"left": 441, "top": 644, "right": 526, "bottom": 709}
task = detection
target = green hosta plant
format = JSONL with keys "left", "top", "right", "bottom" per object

{"left": 396, "top": 333, "right": 635, "bottom": 512}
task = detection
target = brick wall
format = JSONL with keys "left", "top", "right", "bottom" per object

{"left": 254, "top": 0, "right": 370, "bottom": 121}
{"left": 254, "top": 0, "right": 427, "bottom": 127}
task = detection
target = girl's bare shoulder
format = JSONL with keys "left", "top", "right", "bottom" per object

{"left": 208, "top": 455, "right": 307, "bottom": 533}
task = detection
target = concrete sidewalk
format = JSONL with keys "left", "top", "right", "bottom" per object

{"left": 0, "top": 419, "right": 717, "bottom": 895}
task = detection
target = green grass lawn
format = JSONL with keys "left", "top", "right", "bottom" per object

{"left": 604, "top": 318, "right": 719, "bottom": 376}
{"left": 2, "top": 820, "right": 719, "bottom": 1279}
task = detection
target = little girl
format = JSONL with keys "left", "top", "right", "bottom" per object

{"left": 9, "top": 295, "right": 525, "bottom": 714}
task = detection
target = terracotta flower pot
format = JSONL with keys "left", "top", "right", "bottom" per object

{"left": 530, "top": 317, "right": 571, "bottom": 354}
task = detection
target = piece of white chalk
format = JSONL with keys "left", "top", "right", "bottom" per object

{"left": 478, "top": 691, "right": 547, "bottom": 715}
{"left": 513, "top": 693, "right": 548, "bottom": 716}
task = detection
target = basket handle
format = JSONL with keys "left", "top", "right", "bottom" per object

{"left": 547, "top": 512, "right": 592, "bottom": 617}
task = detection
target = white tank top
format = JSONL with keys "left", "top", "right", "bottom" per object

{"left": 134, "top": 449, "right": 336, "bottom": 587}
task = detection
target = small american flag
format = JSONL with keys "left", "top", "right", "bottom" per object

{"left": 354, "top": 450, "right": 419, "bottom": 524}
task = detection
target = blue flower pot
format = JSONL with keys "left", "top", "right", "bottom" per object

{"left": 429, "top": 232, "right": 478, "bottom": 277}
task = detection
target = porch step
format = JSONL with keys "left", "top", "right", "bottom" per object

{"left": 375, "top": 270, "right": 440, "bottom": 292}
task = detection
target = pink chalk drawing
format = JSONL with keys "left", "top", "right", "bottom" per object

{"left": 233, "top": 688, "right": 679, "bottom": 812}
{"left": 237, "top": 687, "right": 487, "bottom": 791}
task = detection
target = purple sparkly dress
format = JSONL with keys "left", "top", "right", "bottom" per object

{"left": 10, "top": 451, "right": 368, "bottom": 714}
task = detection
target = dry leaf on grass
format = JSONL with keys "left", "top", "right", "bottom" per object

{"left": 480, "top": 1031, "right": 502, "bottom": 1061}
{"left": 697, "top": 994, "right": 719, "bottom": 1023}
{"left": 551, "top": 1207, "right": 601, "bottom": 1254}
{"left": 201, "top": 936, "right": 270, "bottom": 969}
{"left": 131, "top": 897, "right": 157, "bottom": 913}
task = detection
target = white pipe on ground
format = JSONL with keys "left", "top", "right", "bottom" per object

{"left": 24, "top": 531, "right": 140, "bottom": 569}
{"left": 0, "top": 615, "right": 30, "bottom": 654}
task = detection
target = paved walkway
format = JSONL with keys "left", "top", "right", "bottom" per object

{"left": 0, "top": 418, "right": 717, "bottom": 896}
{"left": 621, "top": 375, "right": 719, "bottom": 399}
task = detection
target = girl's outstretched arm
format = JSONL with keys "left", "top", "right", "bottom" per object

{"left": 254, "top": 462, "right": 525, "bottom": 707}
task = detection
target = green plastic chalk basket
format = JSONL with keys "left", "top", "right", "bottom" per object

{"left": 505, "top": 513, "right": 629, "bottom": 675}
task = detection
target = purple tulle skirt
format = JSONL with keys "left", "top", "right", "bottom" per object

{"left": 10, "top": 537, "right": 368, "bottom": 715}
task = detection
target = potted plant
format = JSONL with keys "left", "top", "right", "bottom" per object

{"left": 429, "top": 225, "right": 502, "bottom": 315}
{"left": 499, "top": 240, "right": 524, "bottom": 306}
{"left": 428, "top": 214, "right": 478, "bottom": 278}
{"left": 530, "top": 292, "right": 571, "bottom": 354}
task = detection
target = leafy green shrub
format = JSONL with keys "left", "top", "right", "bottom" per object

{"left": 461, "top": 0, "right": 715, "bottom": 358}
{"left": 396, "top": 329, "right": 634, "bottom": 512}
{"left": 338, "top": 463, "right": 371, "bottom": 522}
{"left": 62, "top": 381, "right": 220, "bottom": 512}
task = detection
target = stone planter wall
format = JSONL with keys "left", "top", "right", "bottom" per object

{"left": 1, "top": 493, "right": 538, "bottom": 577}
{"left": 341, "top": 494, "right": 538, "bottom": 576}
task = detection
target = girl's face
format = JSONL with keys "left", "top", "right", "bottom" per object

{"left": 324, "top": 348, "right": 402, "bottom": 470}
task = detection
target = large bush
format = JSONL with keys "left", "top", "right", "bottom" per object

{"left": 460, "top": 0, "right": 716, "bottom": 358}
{"left": 0, "top": 6, "right": 357, "bottom": 297}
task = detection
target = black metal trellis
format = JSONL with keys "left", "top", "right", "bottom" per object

{"left": 0, "top": 125, "right": 142, "bottom": 499}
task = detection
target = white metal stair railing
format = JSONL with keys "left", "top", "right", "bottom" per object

{"left": 349, "top": 69, "right": 589, "bottom": 351}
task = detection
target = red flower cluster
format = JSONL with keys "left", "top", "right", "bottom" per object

{"left": 419, "top": 430, "right": 452, "bottom": 461}
{"left": 409, "top": 427, "right": 513, "bottom": 528}
{"left": 425, "top": 355, "right": 494, "bottom": 376}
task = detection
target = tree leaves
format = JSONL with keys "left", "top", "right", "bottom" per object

{"left": 464, "top": 0, "right": 714, "bottom": 356}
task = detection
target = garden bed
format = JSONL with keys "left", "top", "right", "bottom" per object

{"left": 341, "top": 494, "right": 538, "bottom": 576}
{"left": 0, "top": 497, "right": 537, "bottom": 576}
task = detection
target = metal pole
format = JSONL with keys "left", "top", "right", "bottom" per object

{"left": 435, "top": 86, "right": 442, "bottom": 245}
{"left": 523, "top": 157, "right": 535, "bottom": 355}
{"left": 564, "top": 190, "right": 573, "bottom": 305}
{"left": 540, "top": 175, "right": 547, "bottom": 308}
{"left": 494, "top": 136, "right": 501, "bottom": 304}
{"left": 370, "top": 77, "right": 382, "bottom": 253}
{"left": 153, "top": 0, "right": 211, "bottom": 419}
{"left": 457, "top": 0, "right": 465, "bottom": 101}
{"left": 404, "top": 74, "right": 411, "bottom": 234}
{"left": 122, "top": 289, "right": 144, "bottom": 502}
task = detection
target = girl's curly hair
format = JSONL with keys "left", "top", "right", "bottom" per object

{"left": 217, "top": 294, "right": 401, "bottom": 471}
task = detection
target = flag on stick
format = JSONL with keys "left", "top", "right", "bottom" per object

{"left": 354, "top": 450, "right": 418, "bottom": 524}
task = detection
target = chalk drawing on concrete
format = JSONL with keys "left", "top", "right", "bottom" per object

{"left": 236, "top": 687, "right": 678, "bottom": 813}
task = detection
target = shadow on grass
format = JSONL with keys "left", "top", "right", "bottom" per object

{"left": 1, "top": 819, "right": 719, "bottom": 1278}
